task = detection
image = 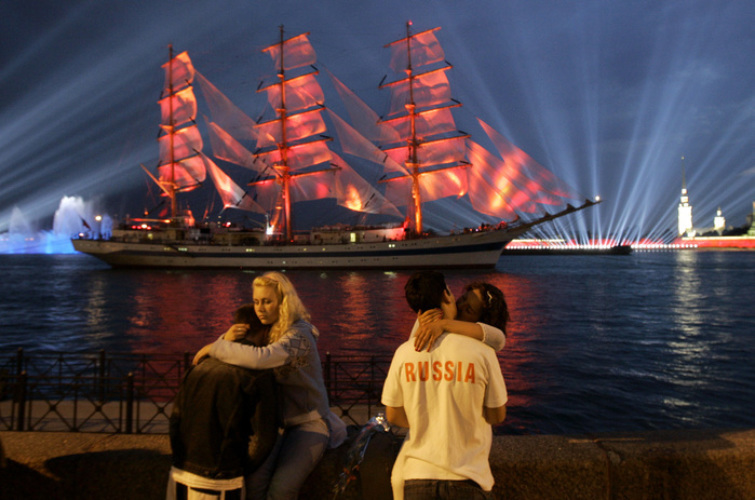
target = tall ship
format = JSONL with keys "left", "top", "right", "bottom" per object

{"left": 72, "top": 23, "right": 598, "bottom": 269}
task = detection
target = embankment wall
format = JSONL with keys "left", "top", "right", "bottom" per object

{"left": 1, "top": 428, "right": 753, "bottom": 499}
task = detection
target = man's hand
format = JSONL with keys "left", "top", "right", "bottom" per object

{"left": 414, "top": 309, "right": 445, "bottom": 351}
{"left": 223, "top": 323, "right": 249, "bottom": 341}
{"left": 192, "top": 344, "right": 213, "bottom": 365}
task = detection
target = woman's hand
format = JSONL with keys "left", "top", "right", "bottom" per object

{"left": 223, "top": 323, "right": 249, "bottom": 341}
{"left": 414, "top": 309, "right": 446, "bottom": 351}
{"left": 192, "top": 344, "right": 213, "bottom": 365}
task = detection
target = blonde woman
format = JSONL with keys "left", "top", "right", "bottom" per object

{"left": 193, "top": 271, "right": 346, "bottom": 499}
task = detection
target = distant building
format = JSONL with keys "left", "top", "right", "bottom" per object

{"left": 677, "top": 157, "right": 693, "bottom": 236}
{"left": 673, "top": 166, "right": 755, "bottom": 248}
{"left": 713, "top": 207, "right": 726, "bottom": 234}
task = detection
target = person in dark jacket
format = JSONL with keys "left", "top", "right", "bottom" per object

{"left": 167, "top": 305, "right": 277, "bottom": 500}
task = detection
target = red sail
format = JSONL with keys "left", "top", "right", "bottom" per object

{"left": 381, "top": 106, "right": 457, "bottom": 142}
{"left": 263, "top": 33, "right": 317, "bottom": 72}
{"left": 255, "top": 108, "right": 326, "bottom": 149}
{"left": 387, "top": 28, "right": 444, "bottom": 72}
{"left": 254, "top": 139, "right": 333, "bottom": 172}
{"left": 383, "top": 68, "right": 451, "bottom": 116}
{"left": 467, "top": 163, "right": 519, "bottom": 219}
{"left": 466, "top": 140, "right": 539, "bottom": 213}
{"left": 478, "top": 118, "right": 581, "bottom": 202}
{"left": 384, "top": 135, "right": 466, "bottom": 167}
{"left": 158, "top": 125, "right": 202, "bottom": 166}
{"left": 158, "top": 155, "right": 206, "bottom": 193}
{"left": 162, "top": 51, "right": 195, "bottom": 93}
{"left": 331, "top": 153, "right": 402, "bottom": 217}
{"left": 260, "top": 73, "right": 324, "bottom": 113}
{"left": 384, "top": 166, "right": 468, "bottom": 205}
{"left": 159, "top": 86, "right": 197, "bottom": 127}
{"left": 291, "top": 171, "right": 335, "bottom": 201}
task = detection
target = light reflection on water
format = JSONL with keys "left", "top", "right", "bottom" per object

{"left": 0, "top": 252, "right": 753, "bottom": 435}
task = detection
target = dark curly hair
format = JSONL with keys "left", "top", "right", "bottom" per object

{"left": 405, "top": 271, "right": 448, "bottom": 313}
{"left": 463, "top": 281, "right": 510, "bottom": 335}
{"left": 233, "top": 303, "right": 270, "bottom": 346}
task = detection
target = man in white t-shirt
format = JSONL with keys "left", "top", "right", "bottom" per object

{"left": 381, "top": 271, "right": 508, "bottom": 499}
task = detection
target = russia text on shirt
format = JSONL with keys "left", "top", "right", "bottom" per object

{"left": 403, "top": 361, "right": 476, "bottom": 383}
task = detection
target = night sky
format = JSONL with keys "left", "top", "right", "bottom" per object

{"left": 2, "top": 0, "right": 753, "bottom": 242}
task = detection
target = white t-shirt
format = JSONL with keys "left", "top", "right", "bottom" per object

{"left": 381, "top": 333, "right": 507, "bottom": 491}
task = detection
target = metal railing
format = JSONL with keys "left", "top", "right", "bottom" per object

{"left": 0, "top": 349, "right": 391, "bottom": 433}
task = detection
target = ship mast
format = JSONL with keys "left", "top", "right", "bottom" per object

{"left": 378, "top": 22, "right": 469, "bottom": 235}
{"left": 167, "top": 44, "right": 178, "bottom": 221}
{"left": 405, "top": 21, "right": 422, "bottom": 234}
{"left": 251, "top": 26, "right": 337, "bottom": 241}
{"left": 276, "top": 26, "right": 294, "bottom": 241}
{"left": 152, "top": 46, "right": 203, "bottom": 225}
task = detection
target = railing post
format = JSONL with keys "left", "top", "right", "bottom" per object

{"left": 125, "top": 372, "right": 134, "bottom": 434}
{"left": 15, "top": 348, "right": 23, "bottom": 377}
{"left": 72, "top": 373, "right": 81, "bottom": 431}
{"left": 15, "top": 371, "right": 27, "bottom": 431}
{"left": 98, "top": 349, "right": 107, "bottom": 402}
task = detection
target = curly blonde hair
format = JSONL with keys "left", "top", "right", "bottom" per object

{"left": 253, "top": 272, "right": 312, "bottom": 343}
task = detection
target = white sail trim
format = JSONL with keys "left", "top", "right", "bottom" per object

{"left": 327, "top": 109, "right": 408, "bottom": 175}
{"left": 200, "top": 152, "right": 265, "bottom": 213}
{"left": 195, "top": 71, "right": 259, "bottom": 144}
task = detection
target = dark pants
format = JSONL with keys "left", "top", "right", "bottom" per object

{"left": 404, "top": 479, "right": 492, "bottom": 500}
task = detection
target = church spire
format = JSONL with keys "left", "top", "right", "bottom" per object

{"left": 677, "top": 156, "right": 693, "bottom": 236}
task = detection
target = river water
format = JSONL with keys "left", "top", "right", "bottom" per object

{"left": 1, "top": 251, "right": 753, "bottom": 435}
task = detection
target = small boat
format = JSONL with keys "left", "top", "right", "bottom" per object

{"left": 73, "top": 23, "right": 598, "bottom": 269}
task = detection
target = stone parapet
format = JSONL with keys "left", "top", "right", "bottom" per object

{"left": 1, "top": 428, "right": 753, "bottom": 499}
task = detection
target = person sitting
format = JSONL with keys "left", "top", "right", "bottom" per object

{"left": 167, "top": 304, "right": 277, "bottom": 500}
{"left": 193, "top": 272, "right": 347, "bottom": 499}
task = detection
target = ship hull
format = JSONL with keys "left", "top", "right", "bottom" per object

{"left": 72, "top": 228, "right": 525, "bottom": 269}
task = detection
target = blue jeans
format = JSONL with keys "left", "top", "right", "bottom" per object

{"left": 404, "top": 479, "right": 492, "bottom": 500}
{"left": 246, "top": 419, "right": 329, "bottom": 500}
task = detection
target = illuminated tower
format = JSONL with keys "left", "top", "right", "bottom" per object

{"left": 713, "top": 207, "right": 726, "bottom": 233}
{"left": 677, "top": 156, "right": 693, "bottom": 236}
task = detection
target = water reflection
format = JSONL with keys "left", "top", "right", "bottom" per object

{"left": 94, "top": 268, "right": 540, "bottom": 432}
{"left": 3, "top": 253, "right": 754, "bottom": 435}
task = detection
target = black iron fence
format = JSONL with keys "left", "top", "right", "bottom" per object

{"left": 0, "top": 349, "right": 391, "bottom": 433}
